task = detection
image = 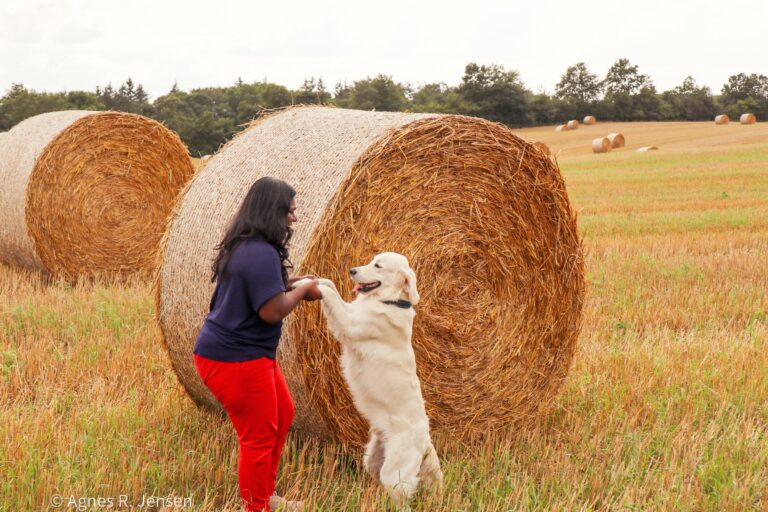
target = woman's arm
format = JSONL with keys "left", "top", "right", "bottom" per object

{"left": 258, "top": 280, "right": 321, "bottom": 324}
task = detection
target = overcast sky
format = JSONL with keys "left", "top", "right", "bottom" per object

{"left": 1, "top": 0, "right": 765, "bottom": 99}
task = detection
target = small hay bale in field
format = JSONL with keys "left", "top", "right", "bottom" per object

{"left": 583, "top": 115, "right": 597, "bottom": 125}
{"left": 555, "top": 124, "right": 570, "bottom": 132}
{"left": 0, "top": 111, "right": 194, "bottom": 280}
{"left": 637, "top": 146, "right": 659, "bottom": 152}
{"left": 156, "top": 106, "right": 586, "bottom": 448}
{"left": 592, "top": 137, "right": 612, "bottom": 153}
{"left": 566, "top": 120, "right": 579, "bottom": 130}
{"left": 715, "top": 114, "right": 730, "bottom": 125}
{"left": 607, "top": 132, "right": 626, "bottom": 148}
{"left": 740, "top": 113, "right": 757, "bottom": 125}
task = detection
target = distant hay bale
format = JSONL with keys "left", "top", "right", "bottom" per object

{"left": 156, "top": 106, "right": 586, "bottom": 448}
{"left": 592, "top": 137, "right": 612, "bottom": 153}
{"left": 0, "top": 111, "right": 194, "bottom": 280}
{"left": 637, "top": 146, "right": 659, "bottom": 152}
{"left": 555, "top": 124, "right": 570, "bottom": 132}
{"left": 740, "top": 113, "right": 757, "bottom": 125}
{"left": 607, "top": 132, "right": 626, "bottom": 148}
{"left": 715, "top": 115, "right": 730, "bottom": 125}
{"left": 583, "top": 116, "right": 597, "bottom": 125}
{"left": 566, "top": 120, "right": 580, "bottom": 130}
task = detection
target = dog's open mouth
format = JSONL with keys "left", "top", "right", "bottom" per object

{"left": 352, "top": 281, "right": 381, "bottom": 293}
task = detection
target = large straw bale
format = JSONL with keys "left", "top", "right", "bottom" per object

{"left": 740, "top": 113, "right": 757, "bottom": 125}
{"left": 607, "top": 132, "right": 626, "bottom": 148}
{"left": 0, "top": 111, "right": 194, "bottom": 280}
{"left": 637, "top": 146, "right": 659, "bottom": 152}
{"left": 156, "top": 106, "right": 585, "bottom": 448}
{"left": 583, "top": 115, "right": 597, "bottom": 125}
{"left": 592, "top": 137, "right": 612, "bottom": 153}
{"left": 566, "top": 120, "right": 580, "bottom": 130}
{"left": 715, "top": 114, "right": 730, "bottom": 125}
{"left": 555, "top": 124, "right": 570, "bottom": 132}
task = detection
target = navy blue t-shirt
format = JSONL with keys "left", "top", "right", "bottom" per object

{"left": 193, "top": 239, "right": 286, "bottom": 362}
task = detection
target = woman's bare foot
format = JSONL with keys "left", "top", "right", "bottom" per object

{"left": 269, "top": 495, "right": 304, "bottom": 511}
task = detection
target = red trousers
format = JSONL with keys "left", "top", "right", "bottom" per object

{"left": 194, "top": 354, "right": 295, "bottom": 512}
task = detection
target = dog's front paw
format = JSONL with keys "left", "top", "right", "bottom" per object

{"left": 318, "top": 278, "right": 336, "bottom": 289}
{"left": 290, "top": 278, "right": 314, "bottom": 289}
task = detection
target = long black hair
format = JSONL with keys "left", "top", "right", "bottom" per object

{"left": 211, "top": 177, "right": 295, "bottom": 285}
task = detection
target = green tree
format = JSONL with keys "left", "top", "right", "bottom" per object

{"left": 555, "top": 62, "right": 602, "bottom": 117}
{"left": 661, "top": 76, "right": 716, "bottom": 120}
{"left": 154, "top": 87, "right": 236, "bottom": 155}
{"left": 602, "top": 59, "right": 656, "bottom": 120}
{"left": 292, "top": 77, "right": 331, "bottom": 104}
{"left": 410, "top": 83, "right": 467, "bottom": 113}
{"left": 719, "top": 73, "right": 768, "bottom": 119}
{"left": 226, "top": 80, "right": 292, "bottom": 125}
{"left": 96, "top": 78, "right": 153, "bottom": 116}
{"left": 0, "top": 83, "right": 103, "bottom": 130}
{"left": 457, "top": 63, "right": 530, "bottom": 125}
{"left": 603, "top": 58, "right": 651, "bottom": 96}
{"left": 333, "top": 75, "right": 410, "bottom": 111}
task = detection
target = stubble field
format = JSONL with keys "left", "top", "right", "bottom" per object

{"left": 2, "top": 121, "right": 767, "bottom": 511}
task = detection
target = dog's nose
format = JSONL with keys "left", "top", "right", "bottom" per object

{"left": 350, "top": 268, "right": 357, "bottom": 276}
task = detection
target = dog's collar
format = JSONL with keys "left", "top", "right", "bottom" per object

{"left": 381, "top": 299, "right": 413, "bottom": 309}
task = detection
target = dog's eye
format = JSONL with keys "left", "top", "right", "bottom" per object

{"left": 374, "top": 263, "right": 381, "bottom": 268}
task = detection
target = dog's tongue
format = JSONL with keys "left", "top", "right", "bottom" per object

{"left": 352, "top": 283, "right": 362, "bottom": 293}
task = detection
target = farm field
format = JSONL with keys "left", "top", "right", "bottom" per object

{"left": 1, "top": 122, "right": 767, "bottom": 511}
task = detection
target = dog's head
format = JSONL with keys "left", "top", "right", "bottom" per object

{"left": 349, "top": 252, "right": 419, "bottom": 305}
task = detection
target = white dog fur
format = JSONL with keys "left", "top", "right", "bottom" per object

{"left": 294, "top": 252, "right": 442, "bottom": 510}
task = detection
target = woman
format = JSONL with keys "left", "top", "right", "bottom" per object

{"left": 193, "top": 176, "right": 320, "bottom": 512}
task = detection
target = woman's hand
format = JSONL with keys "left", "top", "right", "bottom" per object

{"left": 300, "top": 279, "right": 322, "bottom": 301}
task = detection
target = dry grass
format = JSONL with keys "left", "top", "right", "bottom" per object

{"left": 517, "top": 120, "right": 768, "bottom": 158}
{"left": 2, "top": 121, "right": 767, "bottom": 511}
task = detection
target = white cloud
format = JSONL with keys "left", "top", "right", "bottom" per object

{"left": 0, "top": 0, "right": 766, "bottom": 96}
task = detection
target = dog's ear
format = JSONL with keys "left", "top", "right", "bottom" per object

{"left": 399, "top": 267, "right": 420, "bottom": 305}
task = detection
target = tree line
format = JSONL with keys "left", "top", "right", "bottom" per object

{"left": 1, "top": 59, "right": 766, "bottom": 156}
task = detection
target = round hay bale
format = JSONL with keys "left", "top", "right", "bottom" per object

{"left": 566, "top": 120, "right": 580, "bottom": 130}
{"left": 592, "top": 137, "right": 612, "bottom": 153}
{"left": 637, "top": 146, "right": 659, "bottom": 152}
{"left": 607, "top": 132, "right": 626, "bottom": 148}
{"left": 715, "top": 114, "right": 730, "bottom": 125}
{"left": 583, "top": 115, "right": 597, "bottom": 125}
{"left": 531, "top": 140, "right": 551, "bottom": 156}
{"left": 156, "top": 106, "right": 586, "bottom": 448}
{"left": 555, "top": 124, "right": 570, "bottom": 132}
{"left": 740, "top": 113, "right": 757, "bottom": 125}
{"left": 0, "top": 111, "right": 194, "bottom": 279}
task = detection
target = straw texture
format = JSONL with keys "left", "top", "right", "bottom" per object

{"left": 592, "top": 137, "right": 612, "bottom": 153}
{"left": 156, "top": 106, "right": 585, "bottom": 448}
{"left": 607, "top": 132, "right": 626, "bottom": 148}
{"left": 555, "top": 124, "right": 570, "bottom": 132}
{"left": 637, "top": 146, "right": 659, "bottom": 152}
{"left": 0, "top": 111, "right": 194, "bottom": 280}
{"left": 715, "top": 115, "right": 730, "bottom": 125}
{"left": 583, "top": 116, "right": 597, "bottom": 125}
{"left": 567, "top": 120, "right": 580, "bottom": 130}
{"left": 740, "top": 113, "right": 757, "bottom": 125}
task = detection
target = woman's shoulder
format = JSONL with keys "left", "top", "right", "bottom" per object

{"left": 232, "top": 239, "right": 280, "bottom": 266}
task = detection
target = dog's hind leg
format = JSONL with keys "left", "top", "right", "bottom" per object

{"left": 379, "top": 435, "right": 423, "bottom": 511}
{"left": 363, "top": 429, "right": 386, "bottom": 484}
{"left": 416, "top": 443, "right": 443, "bottom": 491}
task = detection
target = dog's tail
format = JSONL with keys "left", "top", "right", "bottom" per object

{"left": 418, "top": 443, "right": 443, "bottom": 491}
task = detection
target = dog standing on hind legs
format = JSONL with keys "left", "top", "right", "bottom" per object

{"left": 294, "top": 252, "right": 443, "bottom": 510}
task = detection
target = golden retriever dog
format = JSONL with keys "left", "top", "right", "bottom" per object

{"left": 295, "top": 252, "right": 442, "bottom": 510}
